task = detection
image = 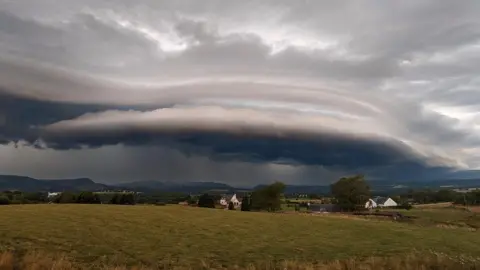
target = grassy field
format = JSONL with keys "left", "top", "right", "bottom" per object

{"left": 0, "top": 204, "right": 479, "bottom": 269}
{"left": 383, "top": 206, "right": 480, "bottom": 230}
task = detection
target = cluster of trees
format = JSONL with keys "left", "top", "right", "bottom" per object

{"left": 249, "top": 182, "right": 285, "bottom": 212}
{"left": 195, "top": 182, "right": 285, "bottom": 212}
{"left": 453, "top": 191, "right": 480, "bottom": 206}
{"left": 400, "top": 189, "right": 457, "bottom": 204}
{"left": 0, "top": 191, "right": 48, "bottom": 205}
{"left": 52, "top": 192, "right": 101, "bottom": 204}
{"left": 52, "top": 191, "right": 137, "bottom": 205}
{"left": 2, "top": 176, "right": 480, "bottom": 210}
{"left": 135, "top": 192, "right": 192, "bottom": 205}
{"left": 109, "top": 193, "right": 136, "bottom": 205}
{"left": 331, "top": 175, "right": 371, "bottom": 211}
{"left": 197, "top": 193, "right": 215, "bottom": 208}
{"left": 398, "top": 189, "right": 480, "bottom": 206}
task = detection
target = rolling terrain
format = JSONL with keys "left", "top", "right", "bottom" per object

{"left": 2, "top": 174, "right": 480, "bottom": 195}
{"left": 0, "top": 204, "right": 479, "bottom": 269}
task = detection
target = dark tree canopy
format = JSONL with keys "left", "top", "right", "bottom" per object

{"left": 197, "top": 193, "right": 215, "bottom": 208}
{"left": 54, "top": 192, "right": 77, "bottom": 204}
{"left": 0, "top": 195, "right": 10, "bottom": 205}
{"left": 251, "top": 181, "right": 286, "bottom": 212}
{"left": 241, "top": 194, "right": 251, "bottom": 211}
{"left": 76, "top": 191, "right": 101, "bottom": 204}
{"left": 110, "top": 193, "right": 136, "bottom": 205}
{"left": 331, "top": 175, "right": 370, "bottom": 211}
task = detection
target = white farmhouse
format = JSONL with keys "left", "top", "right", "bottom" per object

{"left": 365, "top": 198, "right": 377, "bottom": 209}
{"left": 47, "top": 192, "right": 61, "bottom": 198}
{"left": 220, "top": 193, "right": 242, "bottom": 208}
{"left": 365, "top": 196, "right": 398, "bottom": 209}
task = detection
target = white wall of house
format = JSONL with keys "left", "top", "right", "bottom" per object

{"left": 220, "top": 194, "right": 242, "bottom": 208}
{"left": 382, "top": 198, "right": 398, "bottom": 207}
{"left": 230, "top": 194, "right": 240, "bottom": 206}
{"left": 47, "top": 192, "right": 60, "bottom": 198}
{"left": 220, "top": 198, "right": 228, "bottom": 206}
{"left": 365, "top": 199, "right": 377, "bottom": 209}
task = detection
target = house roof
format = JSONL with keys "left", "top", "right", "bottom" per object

{"left": 221, "top": 194, "right": 241, "bottom": 202}
{"left": 372, "top": 197, "right": 389, "bottom": 205}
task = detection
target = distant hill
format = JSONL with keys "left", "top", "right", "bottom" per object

{"left": 0, "top": 175, "right": 110, "bottom": 192}
{"left": 2, "top": 174, "right": 480, "bottom": 194}
{"left": 0, "top": 175, "right": 238, "bottom": 193}
{"left": 253, "top": 184, "right": 331, "bottom": 195}
{"left": 118, "top": 180, "right": 236, "bottom": 193}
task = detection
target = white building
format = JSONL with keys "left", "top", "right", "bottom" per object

{"left": 47, "top": 192, "right": 61, "bottom": 198}
{"left": 365, "top": 197, "right": 397, "bottom": 209}
{"left": 220, "top": 193, "right": 242, "bottom": 208}
{"left": 365, "top": 198, "right": 377, "bottom": 209}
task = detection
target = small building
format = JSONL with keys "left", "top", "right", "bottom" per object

{"left": 365, "top": 196, "right": 397, "bottom": 209}
{"left": 47, "top": 192, "right": 61, "bottom": 198}
{"left": 308, "top": 204, "right": 341, "bottom": 213}
{"left": 219, "top": 193, "right": 242, "bottom": 208}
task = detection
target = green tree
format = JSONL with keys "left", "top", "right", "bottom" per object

{"left": 76, "top": 192, "right": 101, "bottom": 204}
{"left": 331, "top": 175, "right": 370, "bottom": 211}
{"left": 241, "top": 194, "right": 251, "bottom": 211}
{"left": 197, "top": 193, "right": 215, "bottom": 208}
{"left": 54, "top": 192, "right": 77, "bottom": 204}
{"left": 3, "top": 191, "right": 13, "bottom": 200}
{"left": 228, "top": 201, "right": 235, "bottom": 210}
{"left": 434, "top": 189, "right": 456, "bottom": 203}
{"left": 186, "top": 195, "right": 198, "bottom": 205}
{"left": 0, "top": 195, "right": 10, "bottom": 205}
{"left": 23, "top": 192, "right": 47, "bottom": 203}
{"left": 250, "top": 181, "right": 286, "bottom": 212}
{"left": 110, "top": 193, "right": 121, "bottom": 204}
{"left": 120, "top": 193, "right": 136, "bottom": 205}
{"left": 110, "top": 193, "right": 135, "bottom": 205}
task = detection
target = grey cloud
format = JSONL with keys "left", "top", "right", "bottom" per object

{"left": 0, "top": 143, "right": 352, "bottom": 185}
{"left": 35, "top": 106, "right": 464, "bottom": 171}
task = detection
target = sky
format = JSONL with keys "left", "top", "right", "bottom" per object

{"left": 1, "top": 0, "right": 480, "bottom": 186}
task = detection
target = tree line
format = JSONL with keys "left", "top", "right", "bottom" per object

{"left": 2, "top": 176, "right": 479, "bottom": 208}
{"left": 196, "top": 181, "right": 286, "bottom": 212}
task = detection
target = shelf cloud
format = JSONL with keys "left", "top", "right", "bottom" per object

{"left": 1, "top": 0, "right": 480, "bottom": 184}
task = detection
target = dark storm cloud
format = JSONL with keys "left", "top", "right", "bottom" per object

{"left": 0, "top": 92, "right": 160, "bottom": 144}
{"left": 38, "top": 128, "right": 423, "bottom": 170}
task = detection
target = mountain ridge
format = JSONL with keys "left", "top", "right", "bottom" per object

{"left": 2, "top": 174, "right": 480, "bottom": 194}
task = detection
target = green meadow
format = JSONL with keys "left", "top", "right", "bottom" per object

{"left": 0, "top": 204, "right": 479, "bottom": 269}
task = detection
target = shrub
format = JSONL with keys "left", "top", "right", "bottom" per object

{"left": 228, "top": 201, "right": 235, "bottom": 210}
{"left": 0, "top": 196, "right": 10, "bottom": 205}
{"left": 76, "top": 192, "right": 101, "bottom": 204}
{"left": 187, "top": 197, "right": 197, "bottom": 205}
{"left": 197, "top": 194, "right": 215, "bottom": 208}
{"left": 250, "top": 182, "right": 285, "bottom": 212}
{"left": 54, "top": 192, "right": 76, "bottom": 204}
{"left": 402, "top": 203, "right": 412, "bottom": 210}
{"left": 110, "top": 194, "right": 121, "bottom": 204}
{"left": 241, "top": 195, "right": 251, "bottom": 211}
{"left": 121, "top": 193, "right": 136, "bottom": 205}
